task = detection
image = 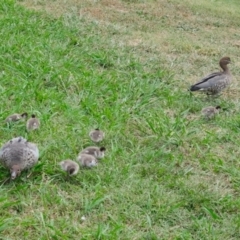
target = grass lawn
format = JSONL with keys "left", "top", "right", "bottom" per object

{"left": 0, "top": 0, "right": 240, "bottom": 239}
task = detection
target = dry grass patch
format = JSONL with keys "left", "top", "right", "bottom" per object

{"left": 20, "top": 0, "right": 240, "bottom": 94}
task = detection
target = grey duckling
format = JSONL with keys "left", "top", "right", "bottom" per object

{"left": 5, "top": 112, "right": 28, "bottom": 123}
{"left": 201, "top": 106, "right": 221, "bottom": 120}
{"left": 80, "top": 146, "right": 106, "bottom": 159}
{"left": 89, "top": 128, "right": 105, "bottom": 142}
{"left": 190, "top": 57, "right": 231, "bottom": 95}
{"left": 26, "top": 114, "right": 40, "bottom": 131}
{"left": 0, "top": 136, "right": 39, "bottom": 179}
{"left": 59, "top": 159, "right": 79, "bottom": 176}
{"left": 77, "top": 153, "right": 98, "bottom": 168}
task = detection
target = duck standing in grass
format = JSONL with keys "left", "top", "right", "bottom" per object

{"left": 26, "top": 114, "right": 40, "bottom": 131}
{"left": 89, "top": 128, "right": 105, "bottom": 143}
{"left": 190, "top": 57, "right": 232, "bottom": 95}
{"left": 77, "top": 153, "right": 98, "bottom": 168}
{"left": 5, "top": 112, "right": 28, "bottom": 123}
{"left": 0, "top": 136, "right": 39, "bottom": 179}
{"left": 201, "top": 106, "right": 221, "bottom": 120}
{"left": 80, "top": 146, "right": 106, "bottom": 159}
{"left": 59, "top": 159, "right": 79, "bottom": 177}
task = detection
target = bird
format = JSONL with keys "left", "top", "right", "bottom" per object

{"left": 89, "top": 128, "right": 105, "bottom": 142}
{"left": 80, "top": 146, "right": 106, "bottom": 159}
{"left": 59, "top": 159, "right": 79, "bottom": 176}
{"left": 77, "top": 154, "right": 98, "bottom": 168}
{"left": 0, "top": 136, "right": 39, "bottom": 179}
{"left": 189, "top": 57, "right": 232, "bottom": 95}
{"left": 5, "top": 112, "right": 28, "bottom": 123}
{"left": 26, "top": 114, "right": 40, "bottom": 131}
{"left": 201, "top": 106, "right": 221, "bottom": 120}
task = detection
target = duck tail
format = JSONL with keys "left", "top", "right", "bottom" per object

{"left": 189, "top": 85, "right": 200, "bottom": 91}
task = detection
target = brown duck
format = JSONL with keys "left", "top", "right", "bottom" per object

{"left": 0, "top": 137, "right": 39, "bottom": 179}
{"left": 190, "top": 57, "right": 231, "bottom": 95}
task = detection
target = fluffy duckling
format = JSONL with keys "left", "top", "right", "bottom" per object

{"left": 0, "top": 136, "right": 39, "bottom": 179}
{"left": 89, "top": 128, "right": 105, "bottom": 143}
{"left": 190, "top": 57, "right": 232, "bottom": 95}
{"left": 201, "top": 106, "right": 221, "bottom": 120}
{"left": 80, "top": 146, "right": 106, "bottom": 159}
{"left": 59, "top": 159, "right": 79, "bottom": 176}
{"left": 5, "top": 112, "right": 28, "bottom": 123}
{"left": 26, "top": 114, "right": 40, "bottom": 131}
{"left": 77, "top": 153, "right": 98, "bottom": 168}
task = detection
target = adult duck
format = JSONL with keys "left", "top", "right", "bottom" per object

{"left": 190, "top": 57, "right": 231, "bottom": 95}
{"left": 0, "top": 137, "right": 39, "bottom": 179}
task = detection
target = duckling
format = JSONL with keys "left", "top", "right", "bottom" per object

{"left": 201, "top": 106, "right": 221, "bottom": 120}
{"left": 5, "top": 112, "right": 28, "bottom": 123}
{"left": 77, "top": 153, "right": 98, "bottom": 168}
{"left": 59, "top": 159, "right": 79, "bottom": 176}
{"left": 26, "top": 114, "right": 40, "bottom": 131}
{"left": 190, "top": 57, "right": 232, "bottom": 95}
{"left": 89, "top": 128, "right": 105, "bottom": 142}
{"left": 0, "top": 136, "right": 39, "bottom": 179}
{"left": 80, "top": 146, "right": 106, "bottom": 159}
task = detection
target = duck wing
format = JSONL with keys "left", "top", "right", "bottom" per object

{"left": 0, "top": 146, "right": 24, "bottom": 167}
{"left": 0, "top": 143, "right": 38, "bottom": 169}
{"left": 190, "top": 72, "right": 223, "bottom": 91}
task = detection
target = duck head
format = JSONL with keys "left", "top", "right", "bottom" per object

{"left": 21, "top": 112, "right": 28, "bottom": 118}
{"left": 10, "top": 165, "right": 21, "bottom": 180}
{"left": 67, "top": 167, "right": 75, "bottom": 176}
{"left": 220, "top": 57, "right": 231, "bottom": 68}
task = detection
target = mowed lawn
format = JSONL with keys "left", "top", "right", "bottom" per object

{"left": 0, "top": 0, "right": 239, "bottom": 239}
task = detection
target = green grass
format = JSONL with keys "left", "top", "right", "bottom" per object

{"left": 0, "top": 0, "right": 240, "bottom": 239}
